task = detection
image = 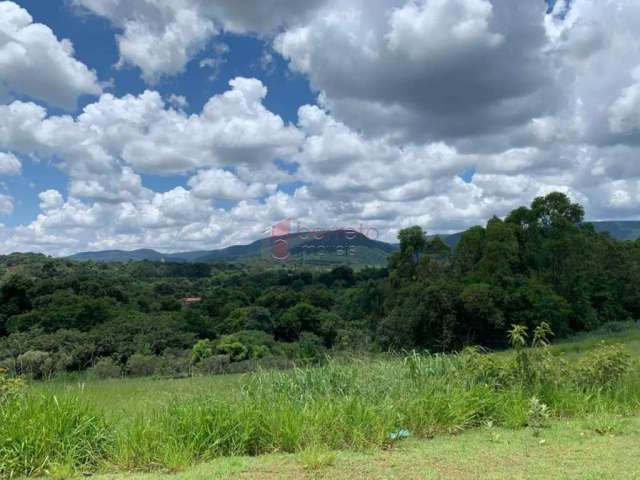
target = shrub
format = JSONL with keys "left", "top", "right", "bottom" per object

{"left": 17, "top": 350, "right": 56, "bottom": 380}
{"left": 0, "top": 367, "right": 24, "bottom": 402}
{"left": 158, "top": 351, "right": 191, "bottom": 377}
{"left": 221, "top": 330, "right": 277, "bottom": 360}
{"left": 216, "top": 336, "right": 248, "bottom": 362}
{"left": 573, "top": 344, "right": 631, "bottom": 388}
{"left": 596, "top": 321, "right": 634, "bottom": 334}
{"left": 0, "top": 357, "right": 17, "bottom": 377}
{"left": 194, "top": 354, "right": 231, "bottom": 375}
{"left": 334, "top": 328, "right": 372, "bottom": 352}
{"left": 127, "top": 354, "right": 161, "bottom": 377}
{"left": 462, "top": 347, "right": 510, "bottom": 388}
{"left": 527, "top": 396, "right": 550, "bottom": 429}
{"left": 224, "top": 359, "right": 258, "bottom": 374}
{"left": 252, "top": 345, "right": 269, "bottom": 359}
{"left": 191, "top": 339, "right": 214, "bottom": 365}
{"left": 506, "top": 323, "right": 554, "bottom": 387}
{"left": 92, "top": 358, "right": 121, "bottom": 379}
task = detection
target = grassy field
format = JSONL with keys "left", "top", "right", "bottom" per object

{"left": 29, "top": 374, "right": 244, "bottom": 422}
{"left": 28, "top": 323, "right": 640, "bottom": 420}
{"left": 3, "top": 324, "right": 640, "bottom": 479}
{"left": 91, "top": 416, "right": 640, "bottom": 479}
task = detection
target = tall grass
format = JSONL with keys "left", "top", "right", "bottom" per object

{"left": 3, "top": 333, "right": 640, "bottom": 477}
{"left": 0, "top": 395, "right": 111, "bottom": 478}
{"left": 107, "top": 350, "right": 640, "bottom": 470}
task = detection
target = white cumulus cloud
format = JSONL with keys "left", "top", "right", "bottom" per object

{"left": 0, "top": 1, "right": 102, "bottom": 109}
{"left": 0, "top": 152, "right": 21, "bottom": 175}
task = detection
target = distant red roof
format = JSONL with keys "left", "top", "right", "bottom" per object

{"left": 181, "top": 297, "right": 202, "bottom": 304}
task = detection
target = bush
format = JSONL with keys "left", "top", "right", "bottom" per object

{"left": 596, "top": 321, "right": 634, "bottom": 334}
{"left": 191, "top": 339, "right": 214, "bottom": 365}
{"left": 462, "top": 347, "right": 510, "bottom": 388}
{"left": 194, "top": 354, "right": 231, "bottom": 375}
{"left": 0, "top": 367, "right": 24, "bottom": 402}
{"left": 224, "top": 359, "right": 259, "bottom": 374}
{"left": 216, "top": 336, "right": 248, "bottom": 362}
{"left": 0, "top": 357, "right": 17, "bottom": 377}
{"left": 17, "top": 350, "right": 56, "bottom": 380}
{"left": 573, "top": 344, "right": 631, "bottom": 388}
{"left": 158, "top": 351, "right": 191, "bottom": 377}
{"left": 126, "top": 354, "right": 161, "bottom": 377}
{"left": 527, "top": 396, "right": 550, "bottom": 429}
{"left": 222, "top": 330, "right": 277, "bottom": 360}
{"left": 92, "top": 358, "right": 121, "bottom": 379}
{"left": 334, "top": 328, "right": 372, "bottom": 352}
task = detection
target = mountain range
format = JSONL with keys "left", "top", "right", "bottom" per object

{"left": 67, "top": 221, "right": 640, "bottom": 266}
{"left": 68, "top": 230, "right": 398, "bottom": 267}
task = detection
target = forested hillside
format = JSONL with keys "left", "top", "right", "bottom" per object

{"left": 1, "top": 192, "right": 639, "bottom": 379}
{"left": 68, "top": 230, "right": 397, "bottom": 267}
{"left": 65, "top": 221, "right": 640, "bottom": 265}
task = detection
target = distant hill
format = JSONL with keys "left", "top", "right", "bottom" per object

{"left": 432, "top": 232, "right": 464, "bottom": 251}
{"left": 67, "top": 221, "right": 640, "bottom": 266}
{"left": 68, "top": 230, "right": 398, "bottom": 267}
{"left": 589, "top": 221, "right": 640, "bottom": 241}
{"left": 68, "top": 249, "right": 183, "bottom": 263}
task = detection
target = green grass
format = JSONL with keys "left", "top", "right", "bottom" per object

{"left": 86, "top": 416, "right": 640, "bottom": 479}
{"left": 0, "top": 395, "right": 111, "bottom": 478}
{"left": 28, "top": 374, "right": 243, "bottom": 421}
{"left": 5, "top": 325, "right": 640, "bottom": 479}
{"left": 550, "top": 322, "right": 640, "bottom": 357}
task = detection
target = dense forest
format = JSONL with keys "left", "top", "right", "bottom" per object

{"left": 1, "top": 192, "right": 639, "bottom": 379}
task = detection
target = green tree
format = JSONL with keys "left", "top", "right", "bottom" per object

{"left": 453, "top": 226, "right": 486, "bottom": 275}
{"left": 216, "top": 336, "right": 248, "bottom": 362}
{"left": 191, "top": 339, "right": 214, "bottom": 365}
{"left": 381, "top": 280, "right": 461, "bottom": 351}
{"left": 508, "top": 278, "right": 572, "bottom": 336}
{"left": 276, "top": 303, "right": 322, "bottom": 341}
{"left": 459, "top": 283, "right": 506, "bottom": 347}
{"left": 217, "top": 306, "right": 273, "bottom": 335}
{"left": 389, "top": 226, "right": 428, "bottom": 282}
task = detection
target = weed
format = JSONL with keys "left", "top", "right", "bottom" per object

{"left": 299, "top": 447, "right": 336, "bottom": 471}
{"left": 527, "top": 396, "right": 551, "bottom": 429}
{"left": 580, "top": 414, "right": 631, "bottom": 436}
{"left": 574, "top": 344, "right": 631, "bottom": 389}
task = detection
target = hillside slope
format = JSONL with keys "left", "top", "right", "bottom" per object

{"left": 67, "top": 221, "right": 640, "bottom": 265}
{"left": 68, "top": 230, "right": 397, "bottom": 266}
{"left": 590, "top": 221, "right": 640, "bottom": 241}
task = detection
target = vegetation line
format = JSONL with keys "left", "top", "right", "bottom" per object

{"left": 2, "top": 323, "right": 640, "bottom": 478}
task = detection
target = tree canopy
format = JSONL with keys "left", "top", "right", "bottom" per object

{"left": 1, "top": 192, "right": 639, "bottom": 377}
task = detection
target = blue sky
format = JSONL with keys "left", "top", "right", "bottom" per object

{"left": 5, "top": 0, "right": 315, "bottom": 228}
{"left": 16, "top": 0, "right": 315, "bottom": 119}
{"left": 1, "top": 0, "right": 639, "bottom": 254}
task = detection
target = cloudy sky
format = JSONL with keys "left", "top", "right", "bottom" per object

{"left": 0, "top": 0, "right": 639, "bottom": 254}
